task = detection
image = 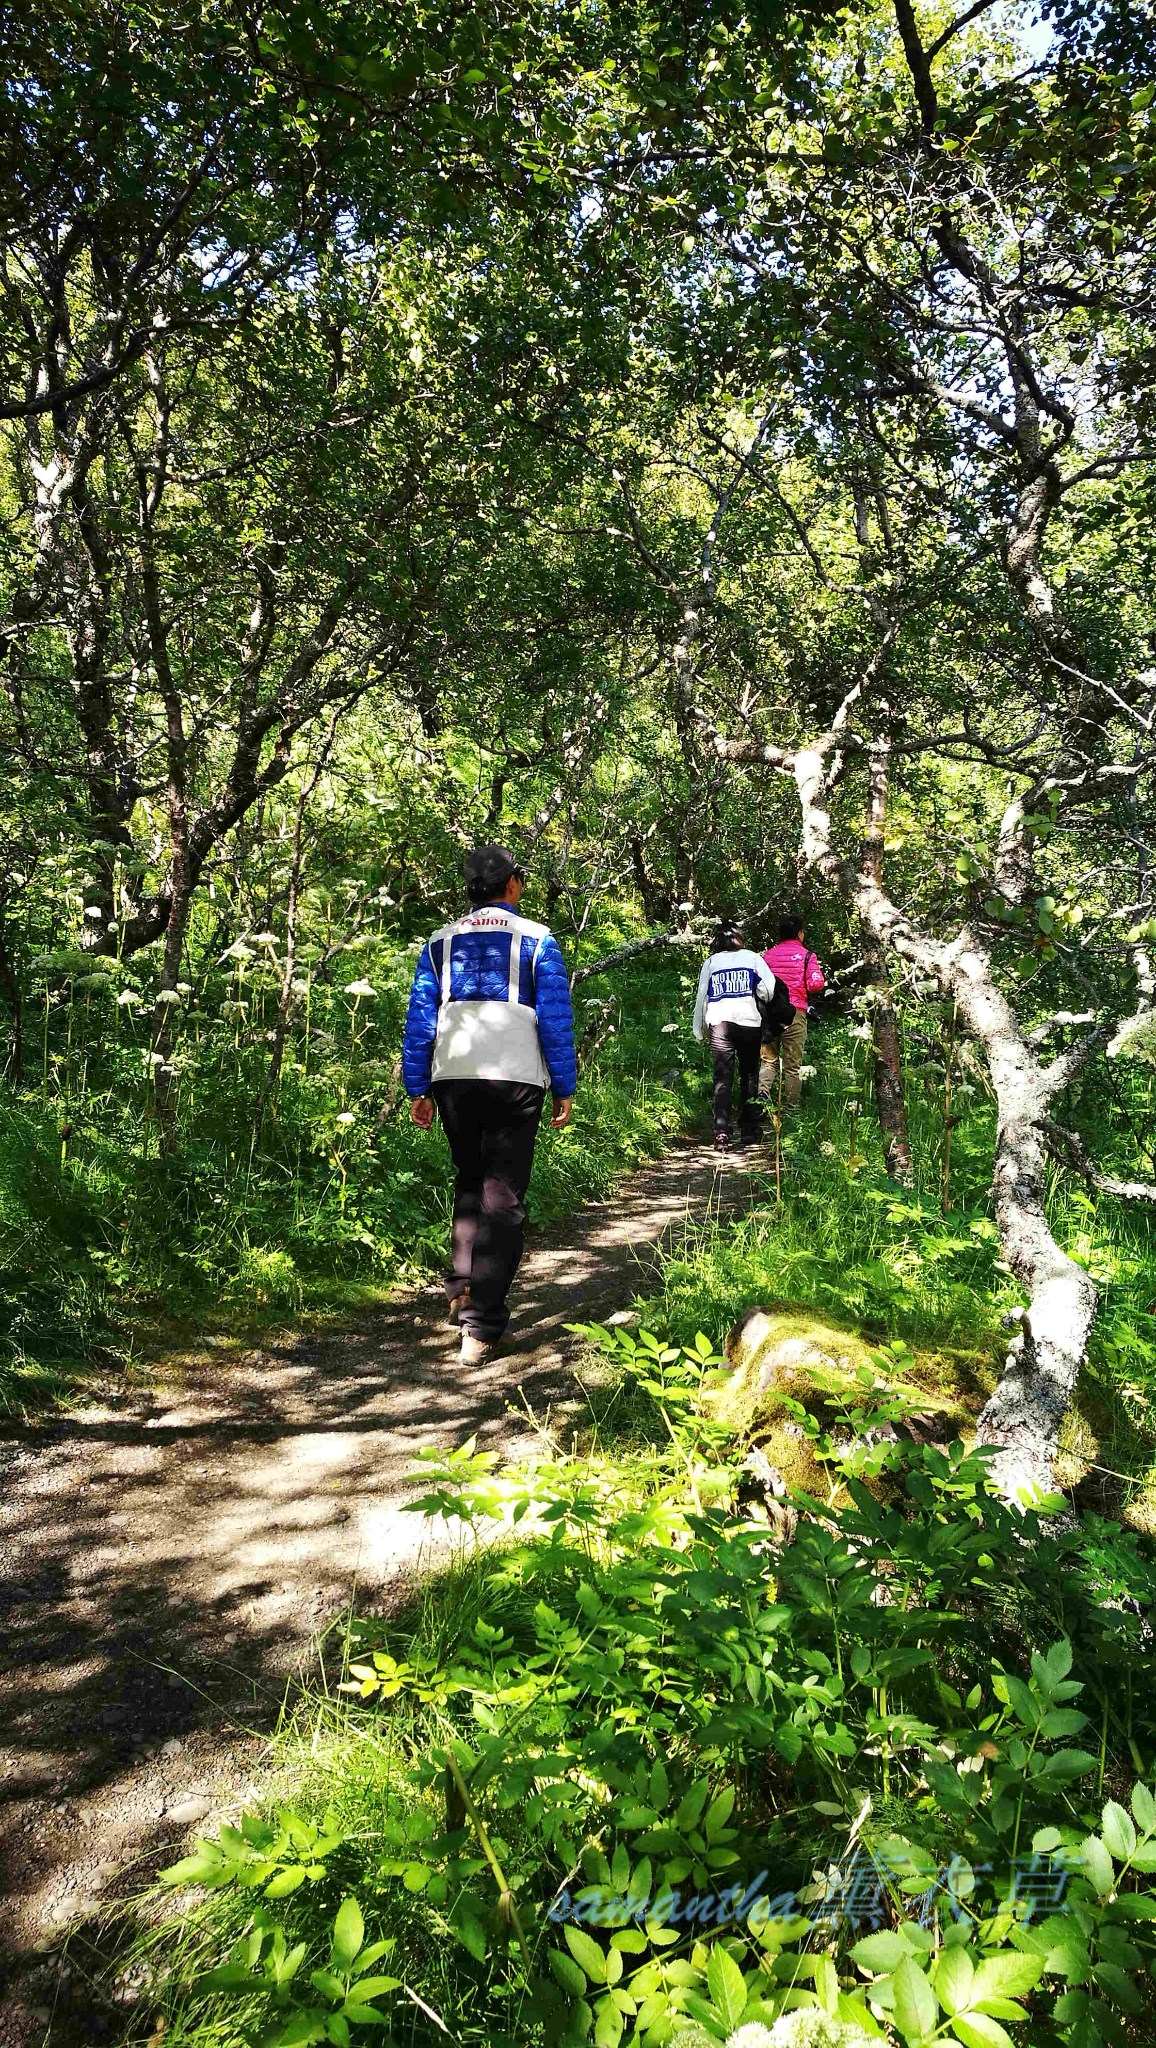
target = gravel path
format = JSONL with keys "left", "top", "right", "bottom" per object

{"left": 0, "top": 1136, "right": 774, "bottom": 2041}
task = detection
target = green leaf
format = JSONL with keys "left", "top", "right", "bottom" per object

{"left": 332, "top": 1897, "right": 364, "bottom": 1969}
{"left": 565, "top": 1926, "right": 607, "bottom": 1984}
{"left": 953, "top": 2018, "right": 1014, "bottom": 2048}
{"left": 674, "top": 1782, "right": 710, "bottom": 1831}
{"left": 1102, "top": 1802, "right": 1137, "bottom": 1860}
{"left": 814, "top": 1954, "right": 839, "bottom": 2014}
{"left": 1079, "top": 1834, "right": 1116, "bottom": 1899}
{"left": 706, "top": 1943, "right": 747, "bottom": 2030}
{"left": 311, "top": 1968, "right": 347, "bottom": 2003}
{"left": 1037, "top": 1707, "right": 1088, "bottom": 1739}
{"left": 1113, "top": 1893, "right": 1156, "bottom": 1920}
{"left": 550, "top": 1948, "right": 588, "bottom": 1996}
{"left": 1002, "top": 1675, "right": 1040, "bottom": 1729}
{"left": 703, "top": 1785, "right": 736, "bottom": 1841}
{"left": 350, "top": 1976, "right": 400, "bottom": 1999}
{"left": 198, "top": 1964, "right": 261, "bottom": 1990}
{"left": 266, "top": 1866, "right": 307, "bottom": 1897}
{"left": 452, "top": 1913, "right": 486, "bottom": 1961}
{"left": 593, "top": 1992, "right": 625, "bottom": 2048}
{"left": 1131, "top": 1781, "right": 1156, "bottom": 1834}
{"left": 1034, "top": 1748, "right": 1098, "bottom": 1783}
{"left": 972, "top": 1954, "right": 1044, "bottom": 2001}
{"left": 1092, "top": 1960, "right": 1144, "bottom": 2012}
{"left": 852, "top": 1930, "right": 915, "bottom": 1973}
{"left": 158, "top": 1844, "right": 224, "bottom": 1886}
{"left": 893, "top": 1955, "right": 937, "bottom": 2042}
{"left": 1035, "top": 1916, "right": 1091, "bottom": 1979}
{"left": 775, "top": 1722, "right": 804, "bottom": 1764}
{"left": 935, "top": 1945, "right": 975, "bottom": 2015}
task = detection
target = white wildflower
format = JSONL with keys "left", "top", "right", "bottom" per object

{"left": 252, "top": 931, "right": 278, "bottom": 945}
{"left": 335, "top": 1111, "right": 355, "bottom": 1126}
{"left": 343, "top": 979, "right": 378, "bottom": 999}
{"left": 764, "top": 2011, "right": 877, "bottom": 2047}
{"left": 661, "top": 1022, "right": 680, "bottom": 1034}
{"left": 146, "top": 1050, "right": 165, "bottom": 1066}
{"left": 116, "top": 988, "right": 142, "bottom": 1007}
{"left": 819, "top": 1140, "right": 836, "bottom": 1156}
{"left": 846, "top": 1099, "right": 861, "bottom": 1114}
{"left": 176, "top": 981, "right": 193, "bottom": 994}
{"left": 224, "top": 940, "right": 254, "bottom": 962}
{"left": 154, "top": 987, "right": 183, "bottom": 1005}
{"left": 851, "top": 1022, "right": 873, "bottom": 1041}
{"left": 797, "top": 1063, "right": 816, "bottom": 1079}
{"left": 291, "top": 978, "right": 309, "bottom": 996}
{"left": 83, "top": 904, "right": 104, "bottom": 919}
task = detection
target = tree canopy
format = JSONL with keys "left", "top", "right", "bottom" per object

{"left": 2, "top": 0, "right": 1155, "bottom": 1476}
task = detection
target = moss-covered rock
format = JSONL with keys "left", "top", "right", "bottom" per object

{"left": 704, "top": 1305, "right": 981, "bottom": 1494}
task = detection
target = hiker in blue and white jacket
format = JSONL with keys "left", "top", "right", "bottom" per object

{"left": 693, "top": 921, "right": 789, "bottom": 1152}
{"left": 402, "top": 845, "right": 577, "bottom": 1364}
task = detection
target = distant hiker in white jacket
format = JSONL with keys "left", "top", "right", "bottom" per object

{"left": 693, "top": 922, "right": 788, "bottom": 1152}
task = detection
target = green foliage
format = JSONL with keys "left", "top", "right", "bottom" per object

{"left": 191, "top": 1894, "right": 401, "bottom": 2045}
{"left": 0, "top": 940, "right": 695, "bottom": 1412}
{"left": 137, "top": 1334, "right": 1156, "bottom": 2046}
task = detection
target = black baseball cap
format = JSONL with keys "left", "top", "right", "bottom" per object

{"left": 464, "top": 844, "right": 524, "bottom": 901}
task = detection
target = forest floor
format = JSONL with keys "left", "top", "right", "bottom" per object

{"left": 0, "top": 1133, "right": 776, "bottom": 2043}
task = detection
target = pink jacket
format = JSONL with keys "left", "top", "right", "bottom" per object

{"left": 763, "top": 939, "right": 825, "bottom": 1013}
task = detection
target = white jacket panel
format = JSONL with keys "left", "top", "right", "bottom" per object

{"left": 693, "top": 949, "right": 778, "bottom": 1039}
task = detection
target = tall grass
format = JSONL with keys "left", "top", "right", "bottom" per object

{"left": 0, "top": 952, "right": 700, "bottom": 1414}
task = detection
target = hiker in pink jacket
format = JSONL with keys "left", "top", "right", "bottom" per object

{"left": 760, "top": 915, "right": 825, "bottom": 1107}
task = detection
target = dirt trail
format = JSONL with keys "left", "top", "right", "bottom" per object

{"left": 0, "top": 1137, "right": 774, "bottom": 2040}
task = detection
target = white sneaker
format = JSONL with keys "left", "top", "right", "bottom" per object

{"left": 460, "top": 1332, "right": 495, "bottom": 1366}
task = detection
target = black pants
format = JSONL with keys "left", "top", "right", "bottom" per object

{"left": 709, "top": 1022, "right": 763, "bottom": 1135}
{"left": 431, "top": 1080, "right": 545, "bottom": 1342}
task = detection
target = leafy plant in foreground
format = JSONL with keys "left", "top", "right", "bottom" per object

{"left": 151, "top": 1330, "right": 1156, "bottom": 2045}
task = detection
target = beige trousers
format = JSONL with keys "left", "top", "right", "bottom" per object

{"left": 759, "top": 1009, "right": 808, "bottom": 1106}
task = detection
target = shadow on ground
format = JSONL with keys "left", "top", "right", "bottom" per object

{"left": 0, "top": 1138, "right": 774, "bottom": 2042}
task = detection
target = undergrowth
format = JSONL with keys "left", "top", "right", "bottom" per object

{"left": 114, "top": 1330, "right": 1156, "bottom": 2048}
{"left": 0, "top": 953, "right": 697, "bottom": 1415}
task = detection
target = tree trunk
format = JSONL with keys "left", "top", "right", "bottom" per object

{"left": 860, "top": 732, "right": 914, "bottom": 1184}
{"left": 781, "top": 728, "right": 1101, "bottom": 1496}
{"left": 252, "top": 711, "right": 341, "bottom": 1145}
{"left": 149, "top": 864, "right": 193, "bottom": 1154}
{"left": 979, "top": 1101, "right": 1098, "bottom": 1479}
{"left": 0, "top": 916, "right": 23, "bottom": 1083}
{"left": 141, "top": 545, "right": 191, "bottom": 1154}
{"left": 869, "top": 969, "right": 914, "bottom": 1184}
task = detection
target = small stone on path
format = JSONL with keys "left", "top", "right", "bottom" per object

{"left": 166, "top": 1794, "right": 212, "bottom": 1825}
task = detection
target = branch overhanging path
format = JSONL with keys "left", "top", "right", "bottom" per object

{"left": 0, "top": 1138, "right": 769, "bottom": 2025}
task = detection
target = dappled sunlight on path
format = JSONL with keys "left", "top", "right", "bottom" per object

{"left": 0, "top": 1138, "right": 774, "bottom": 2038}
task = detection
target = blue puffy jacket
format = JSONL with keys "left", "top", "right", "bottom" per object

{"left": 402, "top": 899, "right": 577, "bottom": 1099}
